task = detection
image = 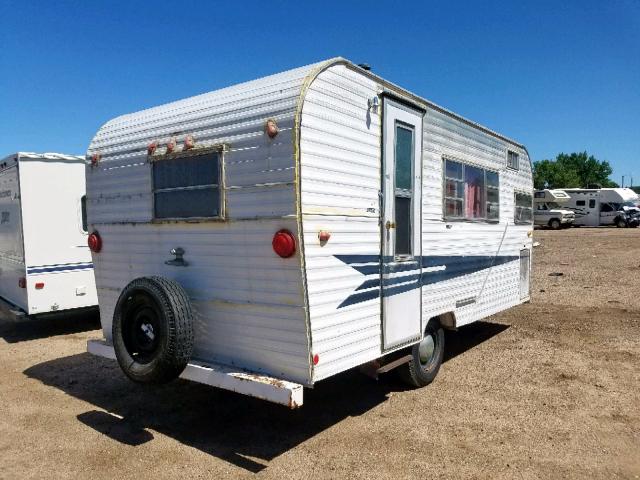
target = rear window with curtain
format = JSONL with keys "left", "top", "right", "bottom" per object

{"left": 152, "top": 150, "right": 223, "bottom": 220}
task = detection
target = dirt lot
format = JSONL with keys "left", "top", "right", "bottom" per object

{"left": 0, "top": 228, "right": 638, "bottom": 479}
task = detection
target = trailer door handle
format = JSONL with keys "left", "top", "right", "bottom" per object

{"left": 385, "top": 221, "right": 396, "bottom": 230}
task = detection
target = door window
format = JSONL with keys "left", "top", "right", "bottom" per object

{"left": 394, "top": 123, "right": 414, "bottom": 257}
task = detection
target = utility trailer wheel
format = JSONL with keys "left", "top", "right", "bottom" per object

{"left": 399, "top": 319, "right": 445, "bottom": 388}
{"left": 112, "top": 276, "right": 194, "bottom": 384}
{"left": 616, "top": 217, "right": 627, "bottom": 228}
{"left": 549, "top": 218, "right": 561, "bottom": 230}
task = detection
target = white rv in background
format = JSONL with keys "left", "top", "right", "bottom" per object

{"left": 564, "top": 188, "right": 640, "bottom": 227}
{"left": 533, "top": 189, "right": 575, "bottom": 229}
{"left": 85, "top": 58, "right": 534, "bottom": 407}
{"left": 0, "top": 152, "right": 98, "bottom": 316}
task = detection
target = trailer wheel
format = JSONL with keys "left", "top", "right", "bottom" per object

{"left": 399, "top": 319, "right": 445, "bottom": 388}
{"left": 549, "top": 218, "right": 561, "bottom": 230}
{"left": 112, "top": 276, "right": 194, "bottom": 384}
{"left": 616, "top": 217, "right": 627, "bottom": 228}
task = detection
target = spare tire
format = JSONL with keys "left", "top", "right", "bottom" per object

{"left": 112, "top": 276, "right": 194, "bottom": 384}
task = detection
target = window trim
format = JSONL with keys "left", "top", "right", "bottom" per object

{"left": 507, "top": 150, "right": 520, "bottom": 170}
{"left": 150, "top": 145, "right": 226, "bottom": 223}
{"left": 442, "top": 157, "right": 501, "bottom": 224}
{"left": 514, "top": 190, "right": 534, "bottom": 225}
{"left": 393, "top": 120, "right": 415, "bottom": 261}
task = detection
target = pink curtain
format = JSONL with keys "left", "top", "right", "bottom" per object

{"left": 465, "top": 182, "right": 483, "bottom": 218}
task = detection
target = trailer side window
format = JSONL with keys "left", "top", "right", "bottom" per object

{"left": 576, "top": 200, "right": 585, "bottom": 206}
{"left": 514, "top": 192, "right": 533, "bottom": 224}
{"left": 507, "top": 150, "right": 519, "bottom": 170}
{"left": 443, "top": 158, "right": 500, "bottom": 222}
{"left": 444, "top": 160, "right": 464, "bottom": 218}
{"left": 152, "top": 151, "right": 223, "bottom": 220}
{"left": 81, "top": 195, "right": 88, "bottom": 232}
{"left": 486, "top": 171, "right": 500, "bottom": 220}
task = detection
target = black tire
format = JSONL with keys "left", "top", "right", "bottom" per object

{"left": 399, "top": 319, "right": 445, "bottom": 387}
{"left": 615, "top": 217, "right": 627, "bottom": 228}
{"left": 549, "top": 218, "right": 561, "bottom": 230}
{"left": 112, "top": 276, "right": 194, "bottom": 384}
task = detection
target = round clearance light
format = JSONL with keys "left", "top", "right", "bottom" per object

{"left": 265, "top": 119, "right": 279, "bottom": 139}
{"left": 272, "top": 229, "right": 296, "bottom": 258}
{"left": 313, "top": 354, "right": 320, "bottom": 365}
{"left": 166, "top": 137, "right": 176, "bottom": 153}
{"left": 184, "top": 134, "right": 195, "bottom": 150}
{"left": 318, "top": 230, "right": 331, "bottom": 245}
{"left": 88, "top": 231, "right": 102, "bottom": 253}
{"left": 147, "top": 141, "right": 158, "bottom": 155}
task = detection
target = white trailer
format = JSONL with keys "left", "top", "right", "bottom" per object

{"left": 563, "top": 188, "right": 639, "bottom": 227}
{"left": 0, "top": 152, "right": 98, "bottom": 316}
{"left": 533, "top": 189, "right": 575, "bottom": 229}
{"left": 85, "top": 58, "right": 534, "bottom": 407}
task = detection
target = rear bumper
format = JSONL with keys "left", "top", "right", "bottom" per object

{"left": 87, "top": 339, "right": 304, "bottom": 408}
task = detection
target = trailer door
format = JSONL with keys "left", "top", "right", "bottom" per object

{"left": 381, "top": 98, "right": 423, "bottom": 351}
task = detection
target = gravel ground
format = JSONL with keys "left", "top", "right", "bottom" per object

{"left": 0, "top": 228, "right": 638, "bottom": 479}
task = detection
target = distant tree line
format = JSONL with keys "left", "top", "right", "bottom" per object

{"left": 532, "top": 151, "right": 618, "bottom": 190}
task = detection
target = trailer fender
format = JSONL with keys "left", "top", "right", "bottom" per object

{"left": 438, "top": 312, "right": 457, "bottom": 330}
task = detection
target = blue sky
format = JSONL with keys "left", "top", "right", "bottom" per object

{"left": 1, "top": 1, "right": 638, "bottom": 185}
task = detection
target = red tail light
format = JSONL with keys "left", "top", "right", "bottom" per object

{"left": 18, "top": 277, "right": 26, "bottom": 288}
{"left": 35, "top": 282, "right": 44, "bottom": 290}
{"left": 88, "top": 231, "right": 102, "bottom": 253}
{"left": 272, "top": 230, "right": 296, "bottom": 258}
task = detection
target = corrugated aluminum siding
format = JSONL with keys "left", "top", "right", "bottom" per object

{"left": 300, "top": 65, "right": 382, "bottom": 381}
{"left": 88, "top": 58, "right": 533, "bottom": 387}
{"left": 300, "top": 63, "right": 533, "bottom": 382}
{"left": 86, "top": 62, "right": 328, "bottom": 385}
{"left": 421, "top": 107, "right": 533, "bottom": 327}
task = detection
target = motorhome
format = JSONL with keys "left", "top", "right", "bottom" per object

{"left": 85, "top": 58, "right": 534, "bottom": 407}
{"left": 0, "top": 152, "right": 98, "bottom": 316}
{"left": 564, "top": 188, "right": 639, "bottom": 227}
{"left": 533, "top": 189, "right": 575, "bottom": 229}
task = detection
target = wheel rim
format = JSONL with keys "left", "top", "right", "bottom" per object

{"left": 122, "top": 293, "right": 162, "bottom": 364}
{"left": 418, "top": 333, "right": 436, "bottom": 368}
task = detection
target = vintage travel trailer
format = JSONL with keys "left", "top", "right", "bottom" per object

{"left": 0, "top": 152, "right": 98, "bottom": 316}
{"left": 564, "top": 188, "right": 640, "bottom": 227}
{"left": 85, "top": 58, "right": 534, "bottom": 407}
{"left": 533, "top": 189, "right": 575, "bottom": 229}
